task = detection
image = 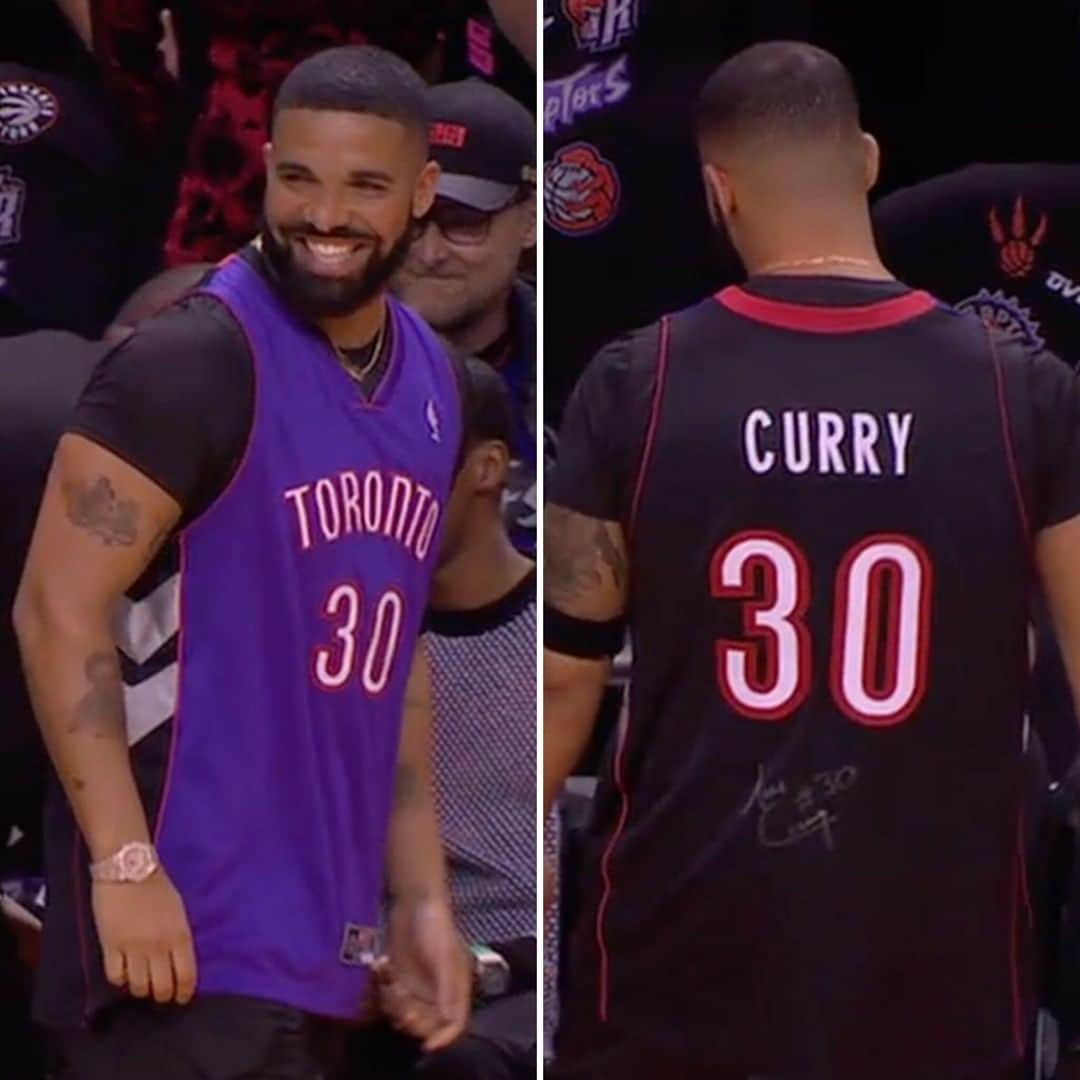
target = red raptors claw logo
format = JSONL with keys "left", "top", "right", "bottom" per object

{"left": 988, "top": 195, "right": 1048, "bottom": 279}
{"left": 544, "top": 142, "right": 620, "bottom": 235}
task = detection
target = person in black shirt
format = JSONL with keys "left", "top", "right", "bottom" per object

{"left": 346, "top": 360, "right": 537, "bottom": 1080}
{"left": 544, "top": 42, "right": 1080, "bottom": 1079}
{"left": 0, "top": 262, "right": 210, "bottom": 1080}
{"left": 872, "top": 168, "right": 1080, "bottom": 1072}
{"left": 395, "top": 79, "right": 537, "bottom": 556}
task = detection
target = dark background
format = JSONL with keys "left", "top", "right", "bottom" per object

{"left": 815, "top": 0, "right": 1080, "bottom": 197}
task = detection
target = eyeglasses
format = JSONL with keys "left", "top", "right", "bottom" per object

{"left": 421, "top": 190, "right": 531, "bottom": 247}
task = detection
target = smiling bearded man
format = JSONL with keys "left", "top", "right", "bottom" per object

{"left": 17, "top": 45, "right": 474, "bottom": 1079}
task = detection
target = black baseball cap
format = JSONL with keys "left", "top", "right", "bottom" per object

{"left": 427, "top": 80, "right": 535, "bottom": 212}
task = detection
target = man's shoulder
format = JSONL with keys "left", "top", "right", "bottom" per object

{"left": 120, "top": 289, "right": 248, "bottom": 360}
{"left": 989, "top": 326, "right": 1071, "bottom": 380}
{"left": 875, "top": 163, "right": 1076, "bottom": 224}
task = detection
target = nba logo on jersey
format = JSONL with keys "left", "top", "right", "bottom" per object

{"left": 562, "top": 0, "right": 638, "bottom": 53}
{"left": 425, "top": 398, "right": 442, "bottom": 443}
{"left": 339, "top": 923, "right": 378, "bottom": 967}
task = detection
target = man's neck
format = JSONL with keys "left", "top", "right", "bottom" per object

{"left": 739, "top": 211, "right": 893, "bottom": 281}
{"left": 445, "top": 289, "right": 513, "bottom": 356}
{"left": 319, "top": 295, "right": 387, "bottom": 350}
{"left": 430, "top": 515, "right": 533, "bottom": 612}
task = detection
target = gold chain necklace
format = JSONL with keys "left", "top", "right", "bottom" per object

{"left": 756, "top": 254, "right": 879, "bottom": 275}
{"left": 332, "top": 317, "right": 387, "bottom": 386}
{"left": 253, "top": 234, "right": 389, "bottom": 386}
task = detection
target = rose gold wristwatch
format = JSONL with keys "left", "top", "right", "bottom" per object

{"left": 89, "top": 842, "right": 160, "bottom": 884}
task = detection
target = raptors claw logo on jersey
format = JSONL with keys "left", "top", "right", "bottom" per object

{"left": 544, "top": 142, "right": 621, "bottom": 235}
{"left": 988, "top": 194, "right": 1048, "bottom": 279}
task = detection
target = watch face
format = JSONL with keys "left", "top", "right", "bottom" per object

{"left": 121, "top": 845, "right": 152, "bottom": 881}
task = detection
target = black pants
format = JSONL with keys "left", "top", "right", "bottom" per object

{"left": 0, "top": 910, "right": 44, "bottom": 1078}
{"left": 59, "top": 994, "right": 343, "bottom": 1080}
{"left": 551, "top": 1018, "right": 1030, "bottom": 1080}
{"left": 345, "top": 991, "right": 536, "bottom": 1079}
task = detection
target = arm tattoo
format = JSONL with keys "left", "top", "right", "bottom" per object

{"left": 544, "top": 505, "right": 627, "bottom": 608}
{"left": 63, "top": 475, "right": 139, "bottom": 547}
{"left": 394, "top": 763, "right": 421, "bottom": 809}
{"left": 68, "top": 651, "right": 126, "bottom": 741}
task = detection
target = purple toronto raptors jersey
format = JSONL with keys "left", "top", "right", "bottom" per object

{"left": 155, "top": 255, "right": 460, "bottom": 1017}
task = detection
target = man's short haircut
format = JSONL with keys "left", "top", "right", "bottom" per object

{"left": 273, "top": 45, "right": 430, "bottom": 142}
{"left": 697, "top": 42, "right": 861, "bottom": 147}
{"left": 462, "top": 356, "right": 514, "bottom": 450}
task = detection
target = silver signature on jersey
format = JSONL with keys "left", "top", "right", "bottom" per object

{"left": 741, "top": 763, "right": 859, "bottom": 852}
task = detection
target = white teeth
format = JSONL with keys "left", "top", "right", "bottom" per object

{"left": 305, "top": 240, "right": 353, "bottom": 261}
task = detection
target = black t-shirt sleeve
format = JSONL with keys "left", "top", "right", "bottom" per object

{"left": 547, "top": 325, "right": 659, "bottom": 522}
{"left": 68, "top": 294, "right": 254, "bottom": 521}
{"left": 1024, "top": 344, "right": 1080, "bottom": 529}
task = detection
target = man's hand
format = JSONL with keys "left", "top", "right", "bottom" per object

{"left": 383, "top": 897, "right": 471, "bottom": 1051}
{"left": 93, "top": 869, "right": 197, "bottom": 1005}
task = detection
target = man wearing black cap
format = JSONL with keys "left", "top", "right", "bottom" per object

{"left": 395, "top": 79, "right": 537, "bottom": 557}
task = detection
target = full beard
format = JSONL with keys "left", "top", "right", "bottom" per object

{"left": 261, "top": 219, "right": 417, "bottom": 320}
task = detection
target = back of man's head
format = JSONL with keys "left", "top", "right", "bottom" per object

{"left": 106, "top": 263, "right": 215, "bottom": 345}
{"left": 436, "top": 356, "right": 515, "bottom": 568}
{"left": 462, "top": 356, "right": 514, "bottom": 459}
{"left": 697, "top": 42, "right": 866, "bottom": 195}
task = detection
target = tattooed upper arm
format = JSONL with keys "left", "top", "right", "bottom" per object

{"left": 62, "top": 474, "right": 140, "bottom": 548}
{"left": 544, "top": 504, "right": 628, "bottom": 620}
{"left": 20, "top": 435, "right": 183, "bottom": 609}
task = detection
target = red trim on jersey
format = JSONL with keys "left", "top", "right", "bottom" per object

{"left": 154, "top": 543, "right": 188, "bottom": 849}
{"left": 595, "top": 702, "right": 633, "bottom": 1022}
{"left": 715, "top": 285, "right": 936, "bottom": 333}
{"left": 596, "top": 318, "right": 671, "bottom": 1018}
{"left": 1018, "top": 806, "right": 1032, "bottom": 928}
{"left": 628, "top": 316, "right": 672, "bottom": 537}
{"left": 988, "top": 330, "right": 1033, "bottom": 545}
